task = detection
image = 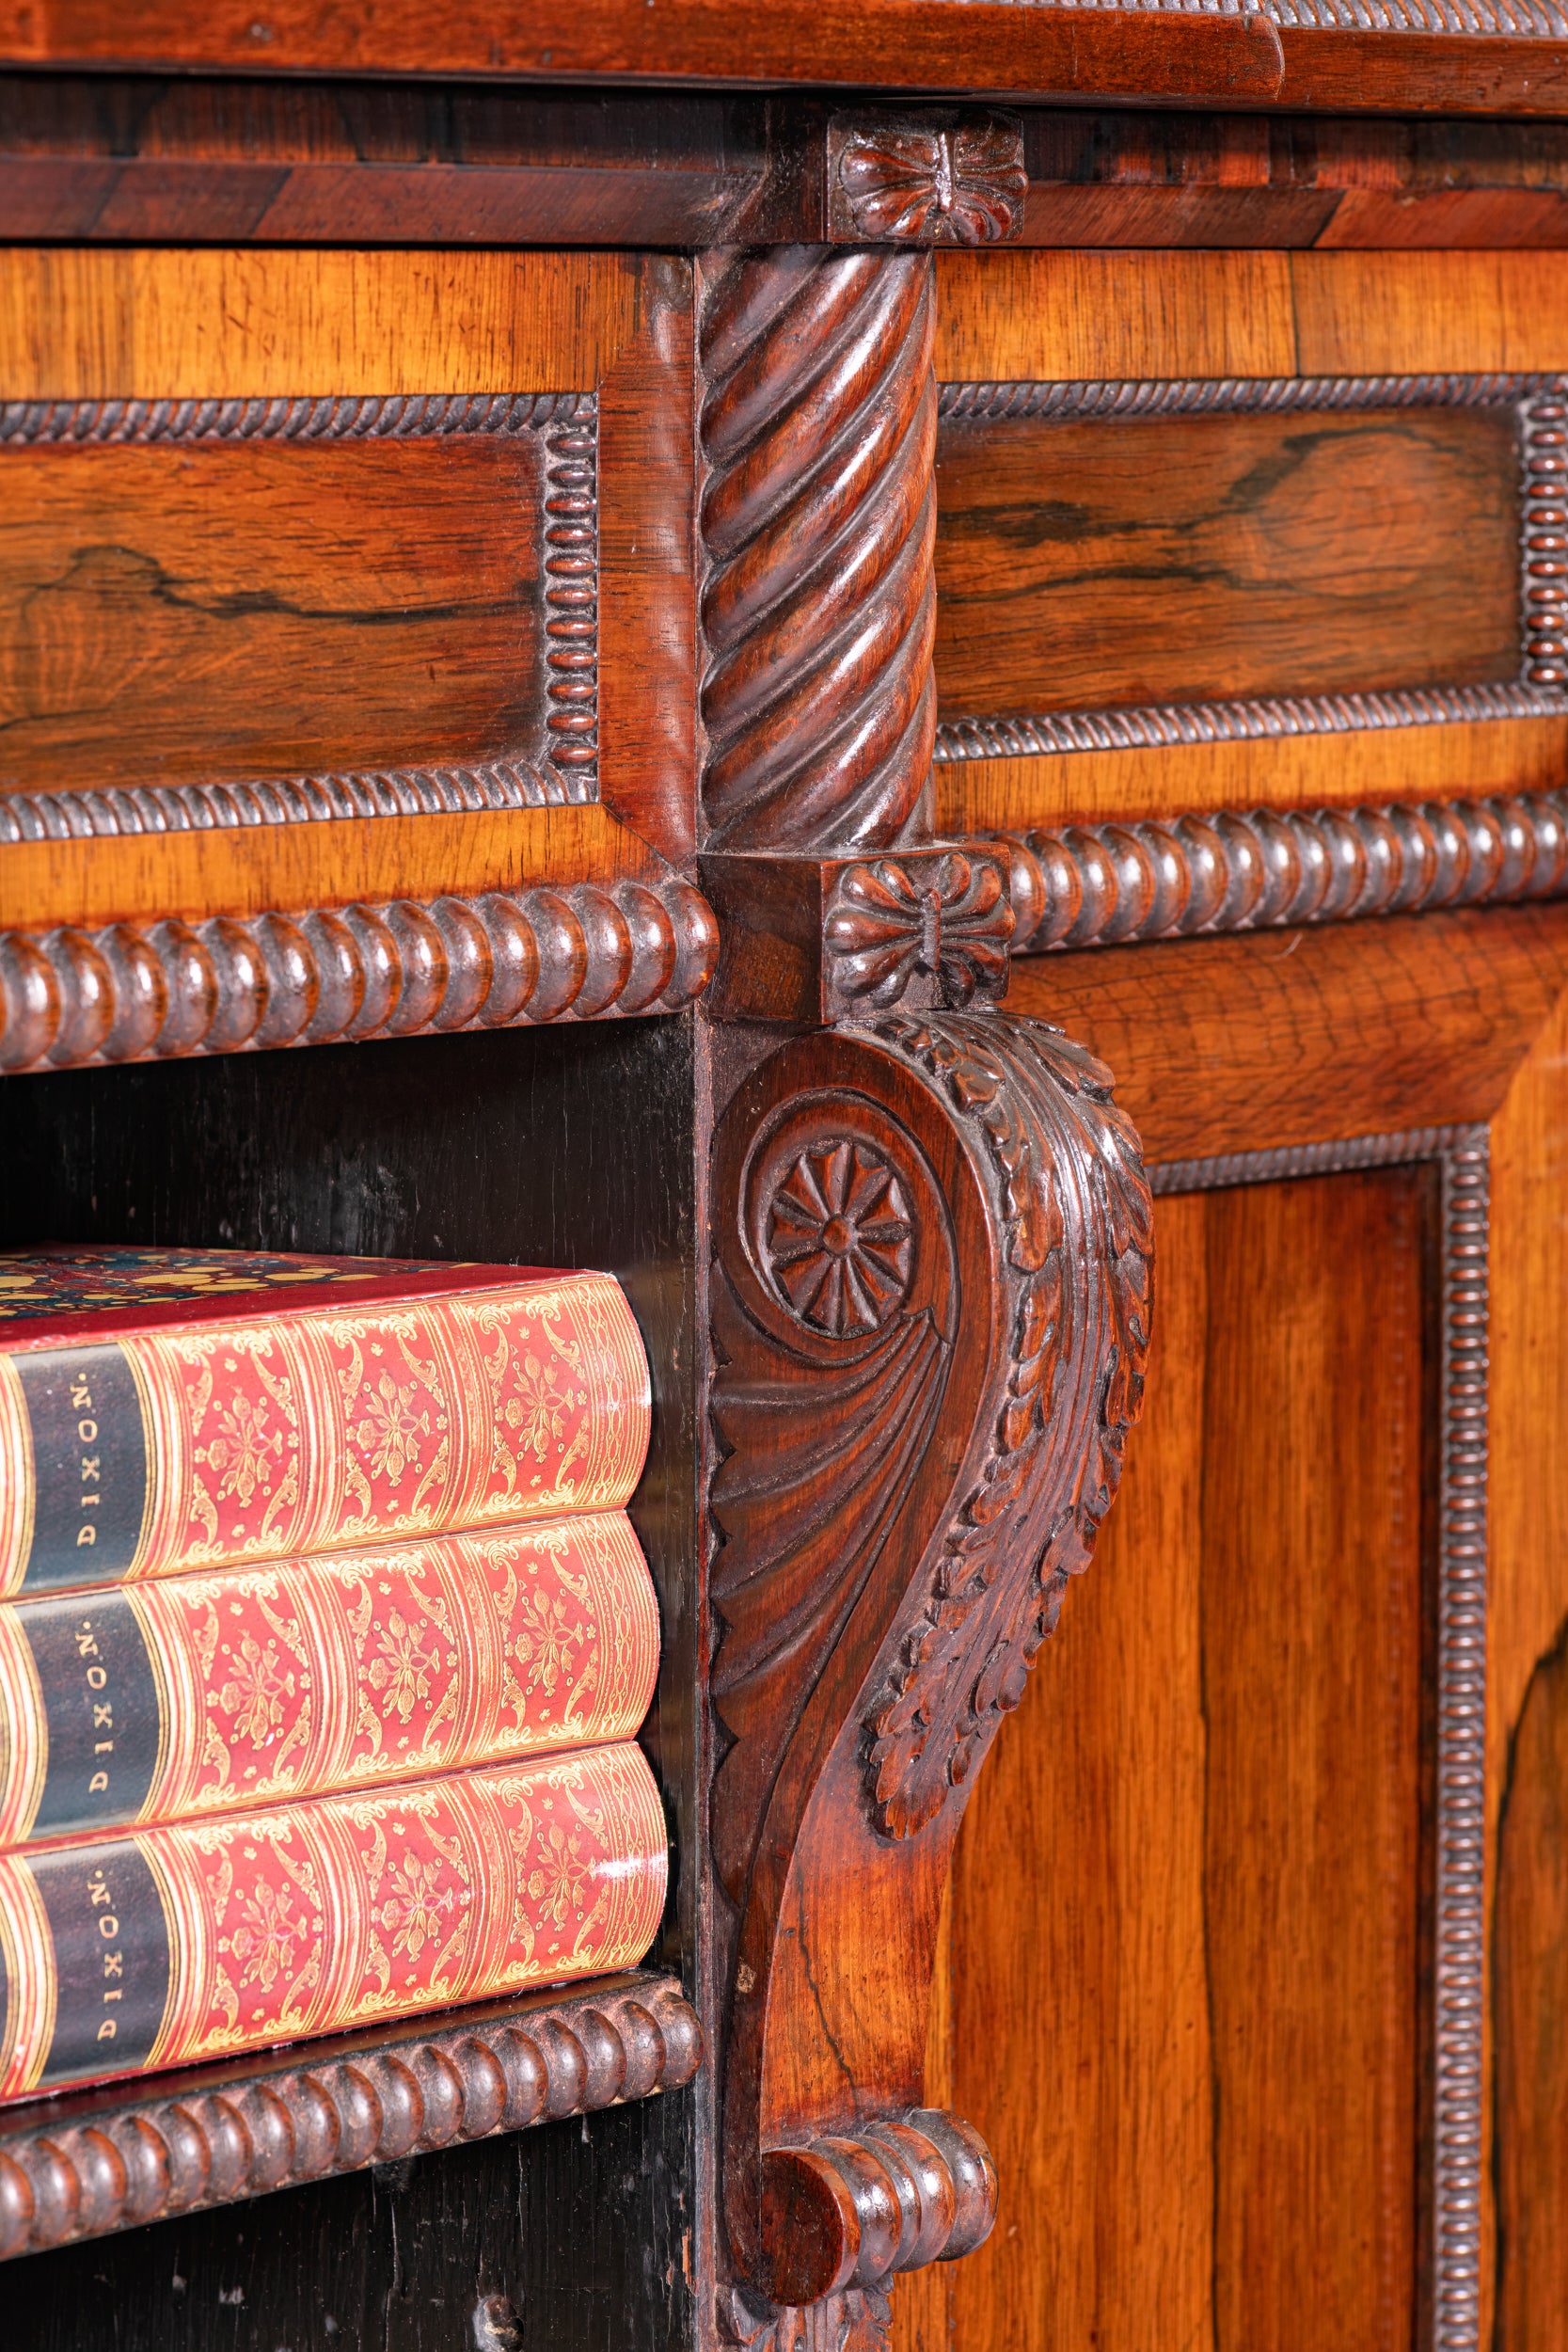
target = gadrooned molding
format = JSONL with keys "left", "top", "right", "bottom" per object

{"left": 983, "top": 788, "right": 1568, "bottom": 954}
{"left": 0, "top": 1972, "right": 702, "bottom": 2263}
{"left": 0, "top": 394, "right": 593, "bottom": 443}
{"left": 934, "top": 373, "right": 1568, "bottom": 762}
{"left": 1005, "top": 0, "right": 1567, "bottom": 34}
{"left": 0, "top": 876, "right": 720, "bottom": 1073}
{"left": 0, "top": 763, "right": 557, "bottom": 842}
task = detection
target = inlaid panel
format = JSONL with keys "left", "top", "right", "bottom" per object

{"left": 0, "top": 414, "right": 589, "bottom": 803}
{"left": 935, "top": 397, "right": 1520, "bottom": 720}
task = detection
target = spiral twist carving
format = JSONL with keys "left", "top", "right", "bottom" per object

{"left": 0, "top": 1977, "right": 700, "bottom": 2262}
{"left": 699, "top": 247, "right": 937, "bottom": 853}
{"left": 0, "top": 877, "right": 719, "bottom": 1073}
{"left": 988, "top": 789, "right": 1568, "bottom": 954}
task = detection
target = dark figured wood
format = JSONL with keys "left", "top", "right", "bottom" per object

{"left": 708, "top": 1011, "right": 1150, "bottom": 2335}
{"left": 701, "top": 848, "right": 1013, "bottom": 1025}
{"left": 987, "top": 787, "right": 1568, "bottom": 953}
{"left": 0, "top": 1973, "right": 700, "bottom": 2263}
{"left": 0, "top": 397, "right": 594, "bottom": 805}
{"left": 698, "top": 247, "right": 937, "bottom": 852}
{"left": 34, "top": 1, "right": 1568, "bottom": 118}
{"left": 933, "top": 392, "right": 1523, "bottom": 728}
{"left": 825, "top": 116, "right": 1025, "bottom": 246}
{"left": 0, "top": 873, "right": 718, "bottom": 1071}
{"left": 1006, "top": 901, "right": 1568, "bottom": 1166}
{"left": 20, "top": 86, "right": 1568, "bottom": 253}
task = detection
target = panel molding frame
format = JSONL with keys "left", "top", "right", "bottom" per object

{"left": 934, "top": 371, "right": 1567, "bottom": 762}
{"left": 1151, "top": 1122, "right": 1488, "bottom": 2352}
{"left": 0, "top": 389, "right": 600, "bottom": 827}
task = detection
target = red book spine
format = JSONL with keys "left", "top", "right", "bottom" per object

{"left": 0, "top": 1744, "right": 667, "bottom": 2102}
{"left": 0, "top": 1270, "right": 649, "bottom": 1597}
{"left": 0, "top": 1513, "right": 658, "bottom": 1848}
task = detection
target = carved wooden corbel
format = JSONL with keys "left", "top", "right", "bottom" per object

{"left": 708, "top": 1016, "right": 1151, "bottom": 2343}
{"left": 696, "top": 239, "right": 1152, "bottom": 2351}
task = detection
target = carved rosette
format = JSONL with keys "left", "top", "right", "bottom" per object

{"left": 708, "top": 1009, "right": 1151, "bottom": 2334}
{"left": 827, "top": 116, "right": 1027, "bottom": 246}
{"left": 824, "top": 851, "right": 1013, "bottom": 1010}
{"left": 698, "top": 246, "right": 937, "bottom": 852}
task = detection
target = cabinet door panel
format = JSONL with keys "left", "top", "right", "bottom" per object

{"left": 928, "top": 1170, "right": 1429, "bottom": 2352}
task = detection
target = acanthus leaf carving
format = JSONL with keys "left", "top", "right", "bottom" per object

{"left": 863, "top": 1015, "right": 1152, "bottom": 1838}
{"left": 708, "top": 1010, "right": 1151, "bottom": 2318}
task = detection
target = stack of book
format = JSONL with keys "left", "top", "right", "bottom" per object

{"left": 0, "top": 1244, "right": 667, "bottom": 2105}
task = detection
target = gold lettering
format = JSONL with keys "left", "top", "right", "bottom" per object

{"left": 102, "top": 1953, "right": 121, "bottom": 1979}
{"left": 93, "top": 1741, "right": 113, "bottom": 1756}
{"left": 95, "top": 2021, "right": 116, "bottom": 2042}
{"left": 78, "top": 1494, "right": 99, "bottom": 1508}
{"left": 87, "top": 1878, "right": 109, "bottom": 1905}
{"left": 77, "top": 1419, "right": 97, "bottom": 1443}
{"left": 70, "top": 1379, "right": 91, "bottom": 1408}
{"left": 88, "top": 1772, "right": 108, "bottom": 1792}
{"left": 76, "top": 1527, "right": 96, "bottom": 1548}
{"left": 92, "top": 1706, "right": 111, "bottom": 1731}
{"left": 86, "top": 1666, "right": 106, "bottom": 1690}
{"left": 102, "top": 1988, "right": 121, "bottom": 2003}
{"left": 97, "top": 1915, "right": 119, "bottom": 1938}
{"left": 79, "top": 1456, "right": 100, "bottom": 1482}
{"left": 74, "top": 1628, "right": 98, "bottom": 1657}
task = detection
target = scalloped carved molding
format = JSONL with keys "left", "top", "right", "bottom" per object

{"left": 0, "top": 876, "right": 719, "bottom": 1073}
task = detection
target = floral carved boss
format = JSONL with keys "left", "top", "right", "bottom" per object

{"left": 827, "top": 114, "right": 1027, "bottom": 246}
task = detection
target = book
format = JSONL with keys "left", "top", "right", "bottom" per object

{"left": 0, "top": 1513, "right": 658, "bottom": 1848}
{"left": 0, "top": 1742, "right": 666, "bottom": 2102}
{"left": 0, "top": 1246, "right": 650, "bottom": 1598}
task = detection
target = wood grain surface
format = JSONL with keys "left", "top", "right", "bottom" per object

{"left": 12, "top": 1, "right": 1568, "bottom": 117}
{"left": 1484, "top": 976, "right": 1568, "bottom": 2351}
{"left": 934, "top": 405, "right": 1519, "bottom": 720}
{"left": 0, "top": 804, "right": 659, "bottom": 934}
{"left": 935, "top": 716, "right": 1568, "bottom": 835}
{"left": 1006, "top": 904, "right": 1568, "bottom": 1164}
{"left": 0, "top": 437, "right": 547, "bottom": 794}
{"left": 0, "top": 248, "right": 641, "bottom": 399}
{"left": 904, "top": 1171, "right": 1426, "bottom": 2352}
{"left": 934, "top": 249, "right": 1568, "bottom": 384}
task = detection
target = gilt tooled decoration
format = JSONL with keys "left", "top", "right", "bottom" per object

{"left": 828, "top": 117, "right": 1027, "bottom": 246}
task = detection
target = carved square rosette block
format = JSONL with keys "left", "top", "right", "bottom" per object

{"left": 826, "top": 114, "right": 1027, "bottom": 246}
{"left": 701, "top": 848, "right": 1015, "bottom": 1025}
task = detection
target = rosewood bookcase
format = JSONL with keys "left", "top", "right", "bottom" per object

{"left": 2, "top": 11, "right": 1568, "bottom": 2352}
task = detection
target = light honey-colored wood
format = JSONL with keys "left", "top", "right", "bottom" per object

{"left": 936, "top": 248, "right": 1568, "bottom": 387}
{"left": 0, "top": 803, "right": 660, "bottom": 934}
{"left": 934, "top": 250, "right": 1297, "bottom": 385}
{"left": 0, "top": 248, "right": 642, "bottom": 398}
{"left": 936, "top": 718, "right": 1568, "bottom": 837}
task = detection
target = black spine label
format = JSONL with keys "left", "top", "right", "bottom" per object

{"left": 30, "top": 1838, "right": 170, "bottom": 2089}
{"left": 15, "top": 1344, "right": 150, "bottom": 1591}
{"left": 21, "top": 1595, "right": 161, "bottom": 1840}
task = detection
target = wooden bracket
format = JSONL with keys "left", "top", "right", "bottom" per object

{"left": 707, "top": 1012, "right": 1152, "bottom": 2342}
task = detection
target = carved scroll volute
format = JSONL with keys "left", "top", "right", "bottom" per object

{"left": 710, "top": 1011, "right": 1152, "bottom": 2316}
